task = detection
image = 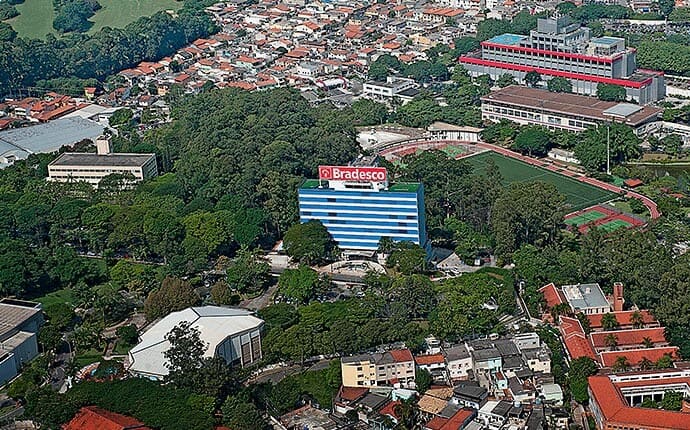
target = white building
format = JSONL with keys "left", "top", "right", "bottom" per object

{"left": 363, "top": 77, "right": 418, "bottom": 100}
{"left": 426, "top": 122, "right": 482, "bottom": 142}
{"left": 0, "top": 299, "right": 43, "bottom": 386}
{"left": 445, "top": 344, "right": 473, "bottom": 381}
{"left": 47, "top": 136, "right": 157, "bottom": 188}
{"left": 128, "top": 306, "right": 264, "bottom": 380}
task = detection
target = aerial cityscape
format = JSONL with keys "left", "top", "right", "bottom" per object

{"left": 1, "top": 0, "right": 690, "bottom": 429}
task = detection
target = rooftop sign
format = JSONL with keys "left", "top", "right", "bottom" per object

{"left": 318, "top": 165, "right": 387, "bottom": 182}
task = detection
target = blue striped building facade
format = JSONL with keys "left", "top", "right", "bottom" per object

{"left": 298, "top": 181, "right": 427, "bottom": 251}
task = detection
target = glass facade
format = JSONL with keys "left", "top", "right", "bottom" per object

{"left": 298, "top": 185, "right": 427, "bottom": 251}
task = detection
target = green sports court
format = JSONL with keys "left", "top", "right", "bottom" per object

{"left": 465, "top": 152, "right": 618, "bottom": 211}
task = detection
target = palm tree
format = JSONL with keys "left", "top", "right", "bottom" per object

{"left": 639, "top": 357, "right": 654, "bottom": 370}
{"left": 601, "top": 313, "right": 620, "bottom": 331}
{"left": 630, "top": 311, "right": 645, "bottom": 329}
{"left": 605, "top": 333, "right": 619, "bottom": 351}
{"left": 642, "top": 337, "right": 654, "bottom": 348}
{"left": 612, "top": 356, "right": 631, "bottom": 372}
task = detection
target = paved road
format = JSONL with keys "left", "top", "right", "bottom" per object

{"left": 241, "top": 283, "right": 280, "bottom": 311}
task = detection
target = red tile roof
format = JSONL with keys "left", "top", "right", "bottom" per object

{"left": 539, "top": 283, "right": 565, "bottom": 309}
{"left": 425, "top": 416, "right": 448, "bottom": 430}
{"left": 559, "top": 316, "right": 597, "bottom": 361}
{"left": 589, "top": 375, "right": 690, "bottom": 429}
{"left": 599, "top": 346, "right": 678, "bottom": 368}
{"left": 379, "top": 401, "right": 401, "bottom": 420}
{"left": 587, "top": 310, "right": 656, "bottom": 329}
{"left": 439, "top": 408, "right": 474, "bottom": 430}
{"left": 415, "top": 354, "right": 445, "bottom": 366}
{"left": 339, "top": 386, "right": 369, "bottom": 402}
{"left": 389, "top": 349, "right": 414, "bottom": 363}
{"left": 591, "top": 328, "right": 667, "bottom": 348}
{"left": 63, "top": 406, "right": 151, "bottom": 430}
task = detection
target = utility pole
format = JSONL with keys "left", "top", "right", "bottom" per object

{"left": 606, "top": 124, "right": 611, "bottom": 175}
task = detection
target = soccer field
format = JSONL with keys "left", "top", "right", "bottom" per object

{"left": 465, "top": 152, "right": 617, "bottom": 211}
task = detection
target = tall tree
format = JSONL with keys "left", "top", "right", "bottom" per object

{"left": 283, "top": 220, "right": 338, "bottom": 265}
{"left": 547, "top": 77, "right": 572, "bottom": 93}
{"left": 164, "top": 321, "right": 206, "bottom": 390}
{"left": 144, "top": 277, "right": 200, "bottom": 320}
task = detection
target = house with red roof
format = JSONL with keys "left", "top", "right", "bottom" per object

{"left": 587, "top": 310, "right": 658, "bottom": 331}
{"left": 415, "top": 353, "right": 447, "bottom": 382}
{"left": 589, "top": 370, "right": 690, "bottom": 430}
{"left": 591, "top": 327, "right": 668, "bottom": 352}
{"left": 62, "top": 406, "right": 151, "bottom": 430}
{"left": 559, "top": 316, "right": 598, "bottom": 362}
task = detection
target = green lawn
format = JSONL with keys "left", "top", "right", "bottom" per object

{"left": 5, "top": 0, "right": 182, "bottom": 40}
{"left": 88, "top": 0, "right": 183, "bottom": 34}
{"left": 74, "top": 349, "right": 103, "bottom": 368}
{"left": 35, "top": 288, "right": 75, "bottom": 308}
{"left": 465, "top": 152, "right": 618, "bottom": 211}
{"left": 6, "top": 0, "right": 56, "bottom": 39}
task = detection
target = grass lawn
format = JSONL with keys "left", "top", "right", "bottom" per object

{"left": 88, "top": 0, "right": 183, "bottom": 34}
{"left": 465, "top": 152, "right": 618, "bottom": 212}
{"left": 5, "top": 0, "right": 182, "bottom": 39}
{"left": 35, "top": 288, "right": 75, "bottom": 307}
{"left": 112, "top": 342, "right": 133, "bottom": 355}
{"left": 74, "top": 348, "right": 103, "bottom": 368}
{"left": 6, "top": 0, "right": 56, "bottom": 39}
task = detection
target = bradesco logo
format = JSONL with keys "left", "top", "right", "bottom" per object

{"left": 318, "top": 165, "right": 387, "bottom": 182}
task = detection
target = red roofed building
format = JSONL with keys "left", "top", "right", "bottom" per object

{"left": 415, "top": 353, "right": 447, "bottom": 381}
{"left": 587, "top": 310, "right": 658, "bottom": 331}
{"left": 559, "top": 316, "right": 598, "bottom": 362}
{"left": 539, "top": 283, "right": 565, "bottom": 312}
{"left": 379, "top": 401, "right": 401, "bottom": 422}
{"left": 589, "top": 370, "right": 690, "bottom": 430}
{"left": 63, "top": 406, "right": 151, "bottom": 430}
{"left": 599, "top": 347, "right": 678, "bottom": 368}
{"left": 341, "top": 349, "right": 415, "bottom": 388}
{"left": 591, "top": 327, "right": 668, "bottom": 351}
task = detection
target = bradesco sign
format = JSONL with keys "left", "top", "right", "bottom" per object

{"left": 318, "top": 165, "right": 387, "bottom": 182}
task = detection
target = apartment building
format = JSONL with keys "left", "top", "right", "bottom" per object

{"left": 341, "top": 349, "right": 415, "bottom": 388}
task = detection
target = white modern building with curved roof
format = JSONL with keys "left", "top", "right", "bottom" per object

{"left": 128, "top": 306, "right": 264, "bottom": 379}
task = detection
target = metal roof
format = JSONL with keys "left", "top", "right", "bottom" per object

{"left": 562, "top": 283, "right": 609, "bottom": 310}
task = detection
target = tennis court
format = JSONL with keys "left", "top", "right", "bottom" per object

{"left": 564, "top": 209, "right": 608, "bottom": 227}
{"left": 597, "top": 219, "right": 633, "bottom": 232}
{"left": 465, "top": 152, "right": 617, "bottom": 211}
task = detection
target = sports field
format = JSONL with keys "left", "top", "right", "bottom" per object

{"left": 564, "top": 209, "right": 608, "bottom": 227}
{"left": 5, "top": 0, "right": 181, "bottom": 39}
{"left": 466, "top": 152, "right": 617, "bottom": 211}
{"left": 597, "top": 219, "right": 632, "bottom": 232}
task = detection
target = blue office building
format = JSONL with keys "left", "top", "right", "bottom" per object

{"left": 298, "top": 178, "right": 427, "bottom": 252}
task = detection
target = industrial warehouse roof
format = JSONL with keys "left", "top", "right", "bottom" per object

{"left": 0, "top": 117, "right": 104, "bottom": 167}
{"left": 0, "top": 299, "right": 41, "bottom": 342}
{"left": 49, "top": 152, "right": 155, "bottom": 168}
{"left": 481, "top": 86, "right": 662, "bottom": 127}
{"left": 128, "top": 306, "right": 263, "bottom": 378}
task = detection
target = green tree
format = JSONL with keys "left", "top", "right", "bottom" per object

{"left": 283, "top": 220, "right": 337, "bottom": 265}
{"left": 415, "top": 368, "right": 432, "bottom": 393}
{"left": 656, "top": 354, "right": 674, "bottom": 369}
{"left": 658, "top": 0, "right": 675, "bottom": 18}
{"left": 350, "top": 98, "right": 388, "bottom": 125}
{"left": 222, "top": 395, "right": 267, "bottom": 430}
{"left": 604, "top": 333, "right": 619, "bottom": 350}
{"left": 109, "top": 108, "right": 134, "bottom": 126}
{"left": 574, "top": 124, "right": 641, "bottom": 171}
{"left": 278, "top": 265, "right": 323, "bottom": 304}
{"left": 210, "top": 281, "right": 238, "bottom": 305}
{"left": 524, "top": 70, "right": 542, "bottom": 87}
{"left": 512, "top": 126, "right": 552, "bottom": 156}
{"left": 476, "top": 18, "right": 512, "bottom": 41}
{"left": 661, "top": 391, "right": 684, "bottom": 411}
{"left": 163, "top": 321, "right": 206, "bottom": 390}
{"left": 453, "top": 36, "right": 480, "bottom": 55}
{"left": 496, "top": 73, "right": 517, "bottom": 88}
{"left": 597, "top": 83, "right": 626, "bottom": 101}
{"left": 568, "top": 357, "right": 598, "bottom": 404}
{"left": 547, "top": 77, "right": 572, "bottom": 93}
{"left": 226, "top": 247, "right": 270, "bottom": 293}
{"left": 116, "top": 324, "right": 138, "bottom": 346}
{"left": 387, "top": 242, "right": 427, "bottom": 275}
{"left": 663, "top": 134, "right": 683, "bottom": 158}
{"left": 601, "top": 312, "right": 620, "bottom": 331}
{"left": 630, "top": 310, "right": 645, "bottom": 329}
{"left": 143, "top": 277, "right": 200, "bottom": 320}
{"left": 612, "top": 356, "right": 630, "bottom": 372}
{"left": 491, "top": 182, "right": 566, "bottom": 259}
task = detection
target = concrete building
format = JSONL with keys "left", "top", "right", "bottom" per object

{"left": 363, "top": 77, "right": 418, "bottom": 100}
{"left": 47, "top": 136, "right": 158, "bottom": 188}
{"left": 481, "top": 86, "right": 662, "bottom": 136}
{"left": 128, "top": 306, "right": 263, "bottom": 379}
{"left": 426, "top": 122, "right": 482, "bottom": 142}
{"left": 561, "top": 283, "right": 611, "bottom": 315}
{"left": 0, "top": 299, "right": 43, "bottom": 386}
{"left": 445, "top": 344, "right": 473, "bottom": 381}
{"left": 460, "top": 16, "right": 665, "bottom": 104}
{"left": 298, "top": 165, "right": 427, "bottom": 253}
{"left": 340, "top": 349, "right": 415, "bottom": 388}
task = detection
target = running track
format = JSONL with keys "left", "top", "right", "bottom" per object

{"left": 377, "top": 139, "right": 661, "bottom": 219}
